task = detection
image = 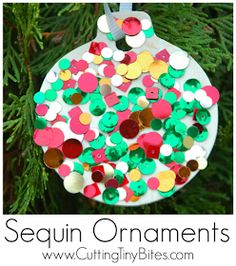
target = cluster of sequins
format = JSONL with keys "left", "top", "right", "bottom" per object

{"left": 33, "top": 16, "right": 220, "bottom": 205}
{"left": 97, "top": 15, "right": 154, "bottom": 47}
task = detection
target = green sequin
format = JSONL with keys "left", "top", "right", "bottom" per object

{"left": 159, "top": 154, "right": 173, "bottom": 164}
{"left": 163, "top": 118, "right": 178, "bottom": 131}
{"left": 195, "top": 127, "right": 208, "bottom": 142}
{"left": 114, "top": 169, "right": 124, "bottom": 184}
{"left": 196, "top": 109, "right": 211, "bottom": 125}
{"left": 175, "top": 122, "right": 187, "bottom": 135}
{"left": 89, "top": 100, "right": 106, "bottom": 116}
{"left": 130, "top": 148, "right": 145, "bottom": 164}
{"left": 159, "top": 73, "right": 175, "bottom": 89}
{"left": 119, "top": 141, "right": 128, "bottom": 155}
{"left": 159, "top": 187, "right": 176, "bottom": 197}
{"left": 113, "top": 95, "right": 129, "bottom": 111}
{"left": 110, "top": 132, "right": 122, "bottom": 144}
{"left": 132, "top": 104, "right": 144, "bottom": 112}
{"left": 34, "top": 117, "right": 47, "bottom": 129}
{"left": 173, "top": 151, "right": 185, "bottom": 163}
{"left": 79, "top": 147, "right": 95, "bottom": 165}
{"left": 130, "top": 180, "right": 147, "bottom": 196}
{"left": 89, "top": 134, "right": 105, "bottom": 149}
{"left": 101, "top": 112, "right": 118, "bottom": 127}
{"left": 74, "top": 162, "right": 84, "bottom": 175}
{"left": 180, "top": 98, "right": 194, "bottom": 113}
{"left": 45, "top": 89, "right": 57, "bottom": 101}
{"left": 107, "top": 33, "right": 114, "bottom": 41}
{"left": 128, "top": 87, "right": 145, "bottom": 104}
{"left": 184, "top": 79, "right": 201, "bottom": 92}
{"left": 168, "top": 66, "right": 185, "bottom": 78}
{"left": 102, "top": 188, "right": 119, "bottom": 205}
{"left": 187, "top": 126, "right": 199, "bottom": 138}
{"left": 163, "top": 131, "right": 182, "bottom": 148}
{"left": 138, "top": 158, "right": 156, "bottom": 175}
{"left": 143, "top": 27, "right": 154, "bottom": 38}
{"left": 172, "top": 102, "right": 187, "bottom": 119}
{"left": 164, "top": 92, "right": 177, "bottom": 105}
{"left": 33, "top": 92, "right": 45, "bottom": 104}
{"left": 151, "top": 119, "right": 162, "bottom": 130}
{"left": 51, "top": 79, "right": 63, "bottom": 91}
{"left": 90, "top": 93, "right": 102, "bottom": 101}
{"left": 121, "top": 154, "right": 137, "bottom": 171}
{"left": 98, "top": 120, "right": 114, "bottom": 133}
{"left": 59, "top": 58, "right": 71, "bottom": 70}
{"left": 105, "top": 146, "right": 122, "bottom": 161}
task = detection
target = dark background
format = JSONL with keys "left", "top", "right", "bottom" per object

{"left": 3, "top": 3, "right": 233, "bottom": 214}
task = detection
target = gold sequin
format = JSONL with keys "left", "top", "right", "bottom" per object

{"left": 139, "top": 108, "right": 154, "bottom": 127}
{"left": 129, "top": 169, "right": 142, "bottom": 181}
{"left": 125, "top": 61, "right": 142, "bottom": 80}
{"left": 149, "top": 60, "right": 168, "bottom": 80}
{"left": 59, "top": 70, "right": 71, "bottom": 81}
{"left": 93, "top": 55, "right": 103, "bottom": 65}
{"left": 183, "top": 136, "right": 194, "bottom": 149}
{"left": 156, "top": 170, "right": 176, "bottom": 192}
{"left": 137, "top": 50, "right": 154, "bottom": 72}
{"left": 116, "top": 63, "right": 128, "bottom": 75}
{"left": 79, "top": 113, "right": 92, "bottom": 125}
{"left": 99, "top": 78, "right": 111, "bottom": 86}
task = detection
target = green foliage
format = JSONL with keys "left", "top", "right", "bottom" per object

{"left": 3, "top": 3, "right": 233, "bottom": 214}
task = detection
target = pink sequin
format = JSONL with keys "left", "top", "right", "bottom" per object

{"left": 143, "top": 132, "right": 163, "bottom": 148}
{"left": 104, "top": 92, "right": 120, "bottom": 107}
{"left": 142, "top": 75, "right": 154, "bottom": 87}
{"left": 70, "top": 117, "right": 89, "bottom": 134}
{"left": 202, "top": 85, "right": 220, "bottom": 105}
{"left": 62, "top": 79, "right": 76, "bottom": 90}
{"left": 78, "top": 73, "right": 98, "bottom": 93}
{"left": 103, "top": 65, "right": 116, "bottom": 77}
{"left": 146, "top": 87, "right": 158, "bottom": 99}
{"left": 68, "top": 107, "right": 82, "bottom": 118}
{"left": 152, "top": 99, "right": 172, "bottom": 119}
{"left": 33, "top": 128, "right": 53, "bottom": 146}
{"left": 48, "top": 128, "right": 65, "bottom": 148}
{"left": 35, "top": 104, "right": 48, "bottom": 116}
{"left": 137, "top": 134, "right": 146, "bottom": 150}
{"left": 122, "top": 17, "right": 142, "bottom": 36}
{"left": 155, "top": 49, "right": 170, "bottom": 62}
{"left": 77, "top": 60, "right": 88, "bottom": 71}
{"left": 147, "top": 177, "right": 160, "bottom": 190}
{"left": 50, "top": 114, "right": 67, "bottom": 125}
{"left": 92, "top": 148, "right": 107, "bottom": 163}
{"left": 84, "top": 184, "right": 96, "bottom": 198}
{"left": 117, "top": 81, "right": 131, "bottom": 92}
{"left": 123, "top": 186, "right": 134, "bottom": 202}
{"left": 58, "top": 164, "right": 71, "bottom": 177}
{"left": 167, "top": 162, "right": 182, "bottom": 174}
{"left": 84, "top": 183, "right": 101, "bottom": 198}
{"left": 84, "top": 130, "right": 96, "bottom": 142}
{"left": 126, "top": 51, "right": 137, "bottom": 63}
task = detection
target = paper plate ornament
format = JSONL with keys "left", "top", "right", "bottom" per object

{"left": 33, "top": 5, "right": 220, "bottom": 206}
